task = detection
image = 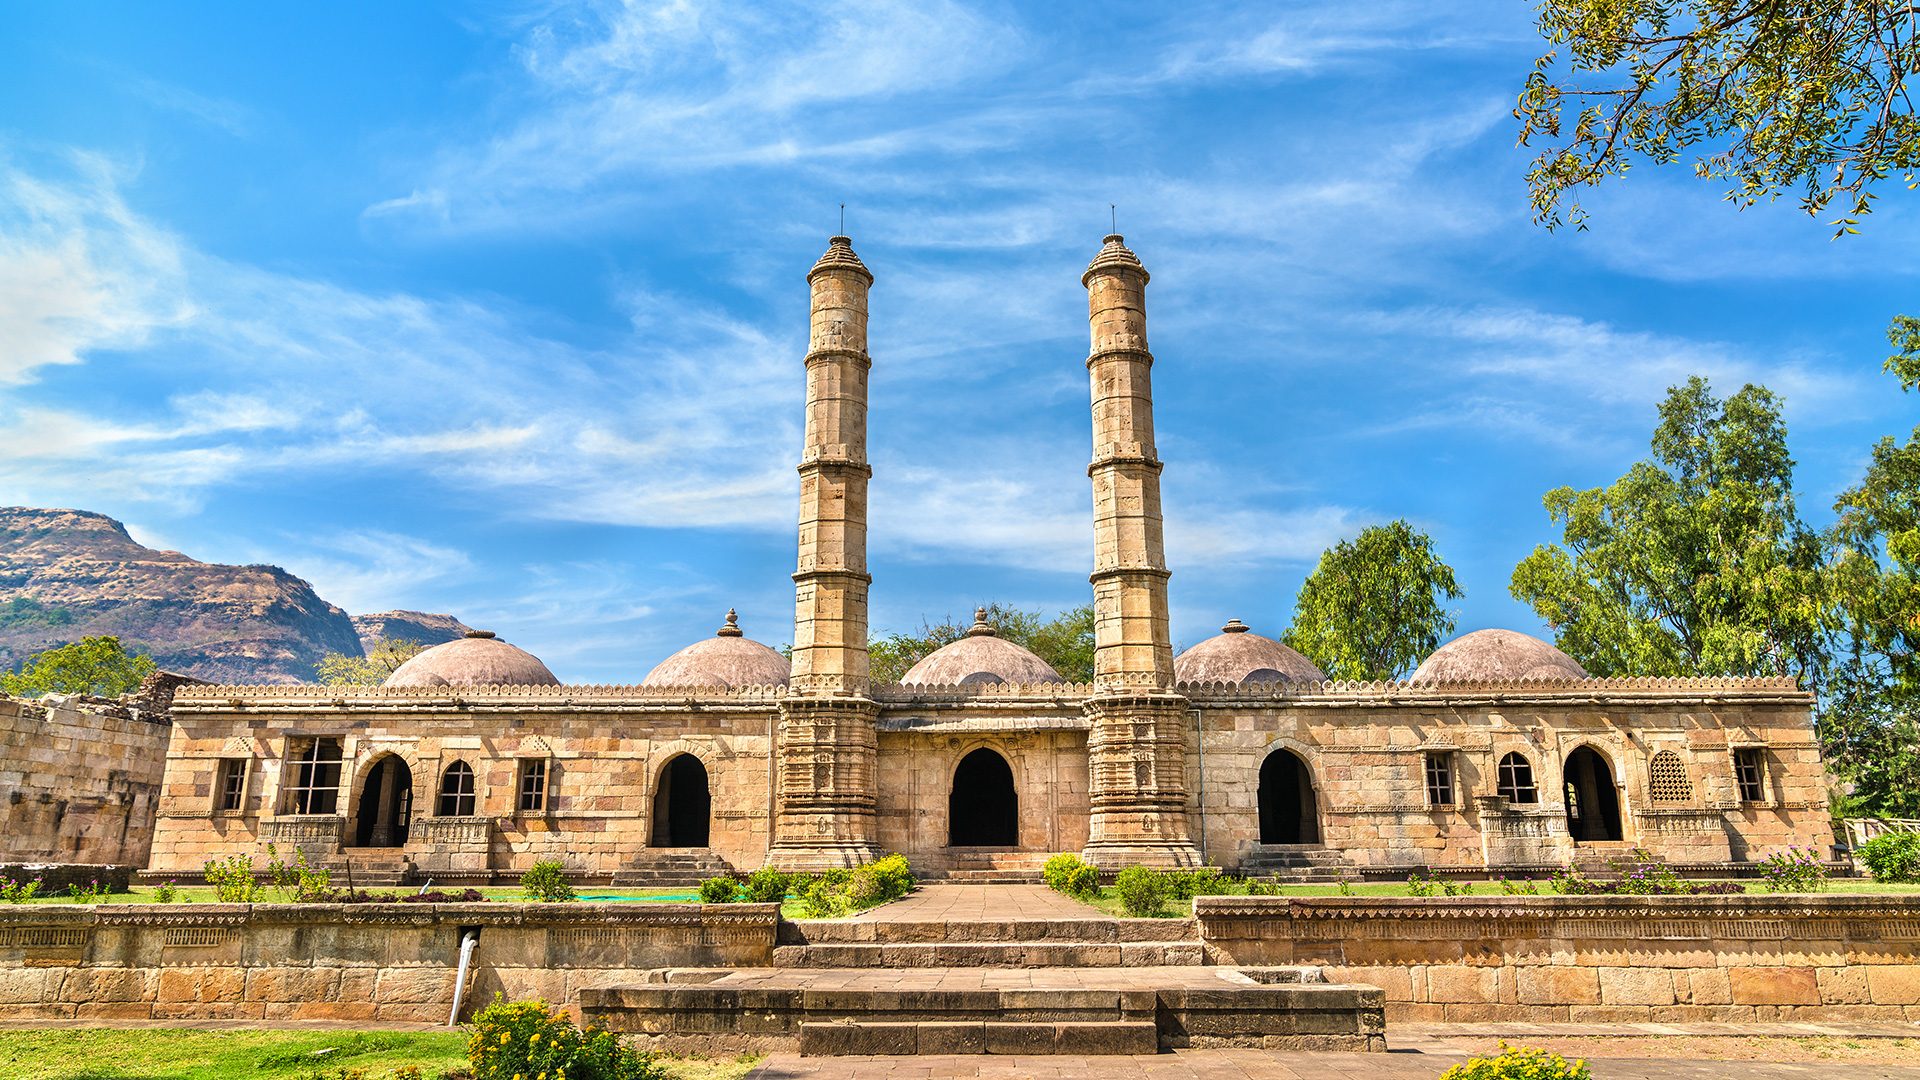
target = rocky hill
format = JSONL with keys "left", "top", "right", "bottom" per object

{"left": 352, "top": 610, "right": 472, "bottom": 650}
{"left": 0, "top": 508, "right": 461, "bottom": 685}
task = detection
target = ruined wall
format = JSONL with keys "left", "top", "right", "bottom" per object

{"left": 1199, "top": 895, "right": 1920, "bottom": 1022}
{"left": 0, "top": 696, "right": 170, "bottom": 867}
{"left": 1186, "top": 679, "right": 1833, "bottom": 872}
{"left": 0, "top": 902, "right": 776, "bottom": 1022}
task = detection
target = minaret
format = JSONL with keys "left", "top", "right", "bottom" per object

{"left": 768, "top": 235, "right": 883, "bottom": 870}
{"left": 1079, "top": 233, "right": 1202, "bottom": 867}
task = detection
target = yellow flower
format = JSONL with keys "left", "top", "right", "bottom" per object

{"left": 530, "top": 1033, "right": 541, "bottom": 1043}
{"left": 501, "top": 1032, "right": 512, "bottom": 1044}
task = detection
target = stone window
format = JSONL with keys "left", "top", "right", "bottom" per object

{"left": 518, "top": 759, "right": 548, "bottom": 813}
{"left": 1496, "top": 752, "right": 1538, "bottom": 804}
{"left": 1424, "top": 751, "right": 1456, "bottom": 808}
{"left": 1734, "top": 748, "right": 1768, "bottom": 803}
{"left": 215, "top": 758, "right": 248, "bottom": 813}
{"left": 1648, "top": 750, "right": 1691, "bottom": 804}
{"left": 286, "top": 738, "right": 342, "bottom": 815}
{"left": 437, "top": 761, "right": 477, "bottom": 817}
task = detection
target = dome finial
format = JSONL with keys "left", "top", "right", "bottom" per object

{"left": 1222, "top": 619, "right": 1249, "bottom": 634}
{"left": 717, "top": 609, "right": 744, "bottom": 637}
{"left": 966, "top": 607, "right": 996, "bottom": 637}
{"left": 464, "top": 629, "right": 496, "bottom": 639}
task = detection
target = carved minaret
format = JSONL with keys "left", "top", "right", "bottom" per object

{"left": 768, "top": 235, "right": 882, "bottom": 870}
{"left": 1080, "top": 233, "right": 1202, "bottom": 867}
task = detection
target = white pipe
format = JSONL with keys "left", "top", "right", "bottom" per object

{"left": 448, "top": 931, "right": 479, "bottom": 1027}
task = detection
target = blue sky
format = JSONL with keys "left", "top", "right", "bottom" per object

{"left": 3, "top": 2, "right": 1915, "bottom": 681}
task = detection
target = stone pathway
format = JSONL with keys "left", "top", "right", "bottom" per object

{"left": 859, "top": 885, "right": 1102, "bottom": 922}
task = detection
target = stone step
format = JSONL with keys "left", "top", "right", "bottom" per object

{"left": 610, "top": 848, "right": 733, "bottom": 887}
{"left": 798, "top": 1019, "right": 1157, "bottom": 1056}
{"left": 772, "top": 941, "right": 1206, "bottom": 968}
{"left": 937, "top": 869, "right": 1045, "bottom": 884}
{"left": 780, "top": 918, "right": 1197, "bottom": 945}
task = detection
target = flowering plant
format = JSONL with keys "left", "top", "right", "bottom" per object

{"left": 1439, "top": 1041, "right": 1592, "bottom": 1079}
{"left": 467, "top": 996, "right": 660, "bottom": 1080}
{"left": 1756, "top": 846, "right": 1829, "bottom": 892}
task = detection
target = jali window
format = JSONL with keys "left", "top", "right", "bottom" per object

{"left": 438, "top": 760, "right": 477, "bottom": 816}
{"left": 1734, "top": 748, "right": 1768, "bottom": 803}
{"left": 1424, "top": 752, "right": 1457, "bottom": 808}
{"left": 1496, "top": 752, "right": 1538, "bottom": 804}
{"left": 518, "top": 759, "right": 548, "bottom": 813}
{"left": 286, "top": 738, "right": 342, "bottom": 815}
{"left": 1648, "top": 750, "right": 1691, "bottom": 804}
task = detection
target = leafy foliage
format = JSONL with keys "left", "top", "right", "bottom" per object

{"left": 264, "top": 843, "right": 333, "bottom": 902}
{"left": 0, "top": 597, "right": 74, "bottom": 630}
{"left": 795, "top": 855, "right": 916, "bottom": 917}
{"left": 1511, "top": 378, "right": 1826, "bottom": 682}
{"left": 1042, "top": 853, "right": 1100, "bottom": 899}
{"left": 740, "top": 866, "right": 793, "bottom": 903}
{"left": 204, "top": 854, "right": 262, "bottom": 903}
{"left": 1857, "top": 831, "right": 1920, "bottom": 883}
{"left": 0, "top": 635, "right": 155, "bottom": 698}
{"left": 1283, "top": 520, "right": 1463, "bottom": 680}
{"left": 868, "top": 603, "right": 1095, "bottom": 683}
{"left": 697, "top": 876, "right": 738, "bottom": 903}
{"left": 1517, "top": 0, "right": 1920, "bottom": 234}
{"left": 1, "top": 875, "right": 43, "bottom": 903}
{"left": 317, "top": 638, "right": 429, "bottom": 686}
{"left": 519, "top": 859, "right": 576, "bottom": 902}
{"left": 1113, "top": 866, "right": 1169, "bottom": 917}
{"left": 1440, "top": 1040, "right": 1593, "bottom": 1080}
{"left": 1756, "top": 846, "right": 1830, "bottom": 892}
{"left": 467, "top": 996, "right": 661, "bottom": 1080}
{"left": 1550, "top": 848, "right": 1744, "bottom": 895}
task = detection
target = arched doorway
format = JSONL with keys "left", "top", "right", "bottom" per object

{"left": 1564, "top": 746, "right": 1624, "bottom": 842}
{"left": 651, "top": 754, "right": 711, "bottom": 848}
{"left": 948, "top": 747, "right": 1018, "bottom": 847}
{"left": 353, "top": 755, "right": 413, "bottom": 847}
{"left": 1258, "top": 747, "right": 1320, "bottom": 844}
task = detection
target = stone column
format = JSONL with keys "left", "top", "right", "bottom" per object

{"left": 769, "top": 235, "right": 883, "bottom": 871}
{"left": 1080, "top": 234, "right": 1202, "bottom": 868}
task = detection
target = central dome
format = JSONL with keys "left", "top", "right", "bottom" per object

{"left": 1174, "top": 620, "right": 1326, "bottom": 685}
{"left": 641, "top": 610, "right": 792, "bottom": 688}
{"left": 382, "top": 630, "right": 560, "bottom": 688}
{"left": 899, "top": 609, "right": 1066, "bottom": 686}
{"left": 1411, "top": 629, "right": 1588, "bottom": 684}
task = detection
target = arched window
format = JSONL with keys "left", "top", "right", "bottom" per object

{"left": 1649, "top": 750, "right": 1691, "bottom": 804}
{"left": 437, "top": 761, "right": 476, "bottom": 816}
{"left": 1496, "top": 752, "right": 1538, "bottom": 804}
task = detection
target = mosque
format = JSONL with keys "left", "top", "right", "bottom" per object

{"left": 146, "top": 235, "right": 1833, "bottom": 882}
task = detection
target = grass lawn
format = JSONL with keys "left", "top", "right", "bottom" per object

{"left": 6, "top": 885, "right": 701, "bottom": 906}
{"left": 0, "top": 1029, "right": 760, "bottom": 1080}
{"left": 1071, "top": 878, "right": 1920, "bottom": 917}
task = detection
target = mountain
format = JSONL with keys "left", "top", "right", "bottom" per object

{"left": 0, "top": 508, "right": 366, "bottom": 684}
{"left": 352, "top": 610, "right": 473, "bottom": 650}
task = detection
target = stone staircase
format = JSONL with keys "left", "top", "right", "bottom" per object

{"left": 772, "top": 916, "right": 1205, "bottom": 968}
{"left": 1237, "top": 844, "right": 1350, "bottom": 882}
{"left": 327, "top": 849, "right": 414, "bottom": 888}
{"left": 928, "top": 849, "right": 1051, "bottom": 883}
{"left": 610, "top": 849, "right": 733, "bottom": 888}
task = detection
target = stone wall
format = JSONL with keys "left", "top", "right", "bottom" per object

{"left": 0, "top": 901, "right": 776, "bottom": 1022}
{"left": 1197, "top": 895, "right": 1920, "bottom": 1022}
{"left": 0, "top": 695, "right": 170, "bottom": 867}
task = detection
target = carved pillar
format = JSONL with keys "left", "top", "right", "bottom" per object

{"left": 768, "top": 235, "right": 883, "bottom": 870}
{"left": 1080, "top": 234, "right": 1201, "bottom": 868}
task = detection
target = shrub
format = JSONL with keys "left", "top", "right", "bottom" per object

{"left": 67, "top": 879, "right": 109, "bottom": 903}
{"left": 798, "top": 876, "right": 852, "bottom": 918}
{"left": 0, "top": 875, "right": 42, "bottom": 903}
{"left": 1552, "top": 850, "right": 1745, "bottom": 895}
{"left": 1859, "top": 831, "right": 1920, "bottom": 883}
{"left": 741, "top": 866, "right": 791, "bottom": 903}
{"left": 264, "top": 842, "right": 333, "bottom": 902}
{"left": 153, "top": 880, "right": 178, "bottom": 904}
{"left": 1439, "top": 1041, "right": 1591, "bottom": 1080}
{"left": 1164, "top": 867, "right": 1234, "bottom": 900}
{"left": 860, "top": 854, "right": 915, "bottom": 901}
{"left": 467, "top": 995, "right": 661, "bottom": 1080}
{"left": 1043, "top": 853, "right": 1098, "bottom": 897}
{"left": 204, "top": 853, "right": 260, "bottom": 903}
{"left": 334, "top": 888, "right": 488, "bottom": 904}
{"left": 1757, "top": 845, "right": 1829, "bottom": 892}
{"left": 1406, "top": 870, "right": 1439, "bottom": 897}
{"left": 1498, "top": 876, "right": 1538, "bottom": 895}
{"left": 697, "top": 876, "right": 739, "bottom": 904}
{"left": 519, "top": 859, "right": 576, "bottom": 902}
{"left": 793, "top": 856, "right": 914, "bottom": 917}
{"left": 1114, "top": 866, "right": 1169, "bottom": 917}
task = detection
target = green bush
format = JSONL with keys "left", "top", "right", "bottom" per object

{"left": 697, "top": 876, "right": 739, "bottom": 903}
{"left": 1756, "top": 845, "right": 1829, "bottom": 892}
{"left": 467, "top": 995, "right": 661, "bottom": 1080}
{"left": 1114, "top": 866, "right": 1169, "bottom": 917}
{"left": 1043, "top": 852, "right": 1099, "bottom": 897}
{"left": 519, "top": 859, "right": 576, "bottom": 902}
{"left": 1438, "top": 1041, "right": 1591, "bottom": 1080}
{"left": 0, "top": 874, "right": 42, "bottom": 903}
{"left": 204, "top": 853, "right": 260, "bottom": 903}
{"left": 264, "top": 842, "right": 333, "bottom": 902}
{"left": 742, "top": 866, "right": 791, "bottom": 903}
{"left": 1859, "top": 831, "right": 1920, "bottom": 883}
{"left": 793, "top": 856, "right": 914, "bottom": 917}
{"left": 1164, "top": 867, "right": 1233, "bottom": 900}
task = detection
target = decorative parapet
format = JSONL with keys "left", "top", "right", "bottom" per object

{"left": 411, "top": 815, "right": 491, "bottom": 847}
{"left": 1195, "top": 893, "right": 1920, "bottom": 924}
{"left": 1178, "top": 674, "right": 1810, "bottom": 707}
{"left": 261, "top": 815, "right": 344, "bottom": 857}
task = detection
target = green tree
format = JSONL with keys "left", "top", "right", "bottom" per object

{"left": 1282, "top": 520, "right": 1464, "bottom": 680}
{"left": 315, "top": 638, "right": 427, "bottom": 686}
{"left": 1509, "top": 377, "right": 1828, "bottom": 680}
{"left": 1518, "top": 0, "right": 1920, "bottom": 233}
{"left": 1, "top": 635, "right": 156, "bottom": 698}
{"left": 1820, "top": 318, "right": 1920, "bottom": 814}
{"left": 868, "top": 603, "right": 1096, "bottom": 684}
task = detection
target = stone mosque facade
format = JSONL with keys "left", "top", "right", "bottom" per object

{"left": 147, "top": 236, "right": 1835, "bottom": 883}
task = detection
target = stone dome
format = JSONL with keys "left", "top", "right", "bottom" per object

{"left": 641, "top": 610, "right": 791, "bottom": 688}
{"left": 382, "top": 630, "right": 561, "bottom": 688}
{"left": 900, "top": 609, "right": 1066, "bottom": 686}
{"left": 1410, "top": 628, "right": 1588, "bottom": 684}
{"left": 1174, "top": 620, "right": 1326, "bottom": 685}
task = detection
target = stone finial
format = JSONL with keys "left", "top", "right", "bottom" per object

{"left": 1222, "top": 619, "right": 1250, "bottom": 634}
{"left": 717, "top": 609, "right": 744, "bottom": 638}
{"left": 808, "top": 234, "right": 873, "bottom": 284}
{"left": 464, "top": 629, "right": 497, "bottom": 639}
{"left": 965, "top": 607, "right": 997, "bottom": 637}
{"left": 1083, "top": 232, "right": 1149, "bottom": 285}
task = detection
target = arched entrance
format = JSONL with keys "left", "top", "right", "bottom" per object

{"left": 948, "top": 747, "right": 1018, "bottom": 847}
{"left": 353, "top": 755, "right": 413, "bottom": 847}
{"left": 651, "top": 754, "right": 711, "bottom": 848}
{"left": 1564, "top": 746, "right": 1624, "bottom": 842}
{"left": 1258, "top": 747, "right": 1320, "bottom": 844}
